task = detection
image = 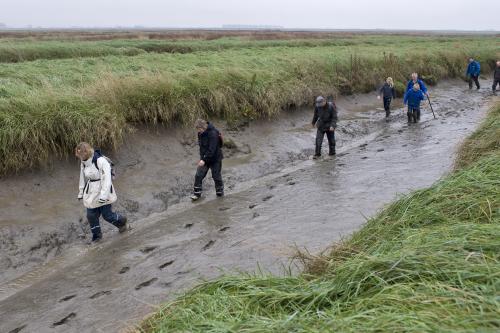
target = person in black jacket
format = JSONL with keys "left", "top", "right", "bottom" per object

{"left": 378, "top": 77, "right": 396, "bottom": 117}
{"left": 191, "top": 119, "right": 224, "bottom": 201}
{"left": 493, "top": 60, "right": 500, "bottom": 95}
{"left": 312, "top": 95, "right": 338, "bottom": 159}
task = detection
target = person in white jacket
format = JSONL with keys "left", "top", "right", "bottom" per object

{"left": 75, "top": 142, "right": 127, "bottom": 242}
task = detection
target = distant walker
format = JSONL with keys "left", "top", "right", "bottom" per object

{"left": 191, "top": 119, "right": 224, "bottom": 201}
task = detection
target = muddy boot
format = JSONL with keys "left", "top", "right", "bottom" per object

{"left": 92, "top": 232, "right": 102, "bottom": 243}
{"left": 216, "top": 188, "right": 224, "bottom": 197}
{"left": 117, "top": 216, "right": 128, "bottom": 233}
{"left": 313, "top": 154, "right": 321, "bottom": 160}
{"left": 190, "top": 193, "right": 201, "bottom": 201}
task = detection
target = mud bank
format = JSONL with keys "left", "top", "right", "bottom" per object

{"left": 0, "top": 86, "right": 393, "bottom": 283}
{"left": 0, "top": 80, "right": 496, "bottom": 333}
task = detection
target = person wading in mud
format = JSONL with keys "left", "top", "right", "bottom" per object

{"left": 492, "top": 60, "right": 500, "bottom": 95}
{"left": 312, "top": 95, "right": 337, "bottom": 159}
{"left": 406, "top": 72, "right": 428, "bottom": 97}
{"left": 378, "top": 77, "right": 396, "bottom": 118}
{"left": 404, "top": 83, "right": 425, "bottom": 123}
{"left": 466, "top": 57, "right": 481, "bottom": 90}
{"left": 191, "top": 119, "right": 224, "bottom": 201}
{"left": 76, "top": 142, "right": 128, "bottom": 242}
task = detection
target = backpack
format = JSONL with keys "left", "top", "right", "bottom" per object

{"left": 218, "top": 131, "right": 224, "bottom": 147}
{"left": 92, "top": 149, "right": 116, "bottom": 180}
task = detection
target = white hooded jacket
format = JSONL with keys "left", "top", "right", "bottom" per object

{"left": 77, "top": 156, "right": 117, "bottom": 209}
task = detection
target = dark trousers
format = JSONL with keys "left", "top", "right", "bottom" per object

{"left": 383, "top": 97, "right": 392, "bottom": 117}
{"left": 493, "top": 79, "right": 500, "bottom": 93}
{"left": 407, "top": 107, "right": 421, "bottom": 123}
{"left": 194, "top": 160, "right": 224, "bottom": 195}
{"left": 315, "top": 129, "right": 336, "bottom": 156}
{"left": 87, "top": 204, "right": 124, "bottom": 240}
{"left": 469, "top": 75, "right": 480, "bottom": 89}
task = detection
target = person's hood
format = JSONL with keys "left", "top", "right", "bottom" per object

{"left": 200, "top": 122, "right": 216, "bottom": 136}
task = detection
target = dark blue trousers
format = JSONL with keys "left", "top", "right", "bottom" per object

{"left": 87, "top": 204, "right": 123, "bottom": 240}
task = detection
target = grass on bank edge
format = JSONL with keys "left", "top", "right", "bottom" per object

{"left": 0, "top": 42, "right": 498, "bottom": 175}
{"left": 139, "top": 103, "right": 500, "bottom": 333}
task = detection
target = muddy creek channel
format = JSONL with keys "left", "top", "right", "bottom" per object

{"left": 0, "top": 80, "right": 496, "bottom": 333}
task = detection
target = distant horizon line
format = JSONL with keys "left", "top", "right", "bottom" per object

{"left": 0, "top": 26, "right": 498, "bottom": 33}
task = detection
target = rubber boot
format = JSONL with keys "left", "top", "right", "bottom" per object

{"left": 117, "top": 215, "right": 128, "bottom": 233}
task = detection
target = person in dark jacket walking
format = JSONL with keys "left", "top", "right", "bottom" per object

{"left": 406, "top": 73, "right": 428, "bottom": 96}
{"left": 312, "top": 96, "right": 338, "bottom": 158}
{"left": 404, "top": 83, "right": 425, "bottom": 123}
{"left": 191, "top": 119, "right": 224, "bottom": 201}
{"left": 378, "top": 77, "right": 396, "bottom": 117}
{"left": 466, "top": 58, "right": 481, "bottom": 90}
{"left": 492, "top": 60, "right": 500, "bottom": 95}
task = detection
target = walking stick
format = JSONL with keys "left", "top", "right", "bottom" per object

{"left": 426, "top": 94, "right": 436, "bottom": 119}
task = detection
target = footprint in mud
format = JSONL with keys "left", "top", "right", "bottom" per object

{"left": 184, "top": 223, "right": 194, "bottom": 229}
{"left": 398, "top": 129, "right": 404, "bottom": 133}
{"left": 359, "top": 143, "right": 368, "bottom": 148}
{"left": 337, "top": 163, "right": 346, "bottom": 167}
{"left": 119, "top": 266, "right": 130, "bottom": 274}
{"left": 252, "top": 212, "right": 260, "bottom": 219}
{"left": 361, "top": 156, "right": 369, "bottom": 160}
{"left": 287, "top": 181, "right": 296, "bottom": 186}
{"left": 219, "top": 226, "right": 230, "bottom": 232}
{"left": 89, "top": 290, "right": 112, "bottom": 299}
{"left": 249, "top": 204, "right": 258, "bottom": 209}
{"left": 377, "top": 148, "right": 385, "bottom": 152}
{"left": 160, "top": 281, "right": 173, "bottom": 288}
{"left": 268, "top": 184, "right": 276, "bottom": 190}
{"left": 176, "top": 269, "right": 195, "bottom": 275}
{"left": 402, "top": 144, "right": 408, "bottom": 147}
{"left": 140, "top": 246, "right": 158, "bottom": 254}
{"left": 59, "top": 294, "right": 77, "bottom": 303}
{"left": 262, "top": 195, "right": 273, "bottom": 202}
{"left": 219, "top": 207, "right": 230, "bottom": 211}
{"left": 52, "top": 313, "right": 76, "bottom": 327}
{"left": 135, "top": 278, "right": 158, "bottom": 290}
{"left": 8, "top": 325, "right": 26, "bottom": 333}
{"left": 158, "top": 260, "right": 175, "bottom": 270}
{"left": 202, "top": 240, "right": 216, "bottom": 251}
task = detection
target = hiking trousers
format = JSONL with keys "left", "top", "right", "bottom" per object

{"left": 87, "top": 204, "right": 125, "bottom": 241}
{"left": 383, "top": 97, "right": 392, "bottom": 117}
{"left": 493, "top": 79, "right": 500, "bottom": 93}
{"left": 407, "top": 107, "right": 421, "bottom": 123}
{"left": 469, "top": 75, "right": 480, "bottom": 89}
{"left": 315, "top": 129, "right": 336, "bottom": 156}
{"left": 194, "top": 160, "right": 224, "bottom": 196}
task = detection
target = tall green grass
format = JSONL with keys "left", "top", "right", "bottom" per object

{"left": 455, "top": 105, "right": 500, "bottom": 169}
{"left": 0, "top": 36, "right": 498, "bottom": 174}
{"left": 1, "top": 35, "right": 492, "bottom": 63}
{"left": 140, "top": 104, "right": 500, "bottom": 332}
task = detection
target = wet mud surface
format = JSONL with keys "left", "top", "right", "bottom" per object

{"left": 0, "top": 80, "right": 497, "bottom": 332}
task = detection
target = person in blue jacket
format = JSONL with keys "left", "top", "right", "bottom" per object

{"left": 404, "top": 83, "right": 425, "bottom": 123}
{"left": 466, "top": 57, "right": 481, "bottom": 90}
{"left": 406, "top": 72, "right": 428, "bottom": 96}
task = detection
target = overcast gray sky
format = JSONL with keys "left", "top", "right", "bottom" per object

{"left": 2, "top": 0, "right": 499, "bottom": 30}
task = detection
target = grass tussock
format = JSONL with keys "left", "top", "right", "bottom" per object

{"left": 0, "top": 36, "right": 499, "bottom": 175}
{"left": 455, "top": 105, "right": 500, "bottom": 169}
{"left": 140, "top": 104, "right": 500, "bottom": 332}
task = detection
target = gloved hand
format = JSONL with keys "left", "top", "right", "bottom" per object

{"left": 77, "top": 194, "right": 83, "bottom": 201}
{"left": 98, "top": 198, "right": 107, "bottom": 204}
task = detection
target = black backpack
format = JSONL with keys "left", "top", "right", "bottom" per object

{"left": 92, "top": 150, "right": 116, "bottom": 179}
